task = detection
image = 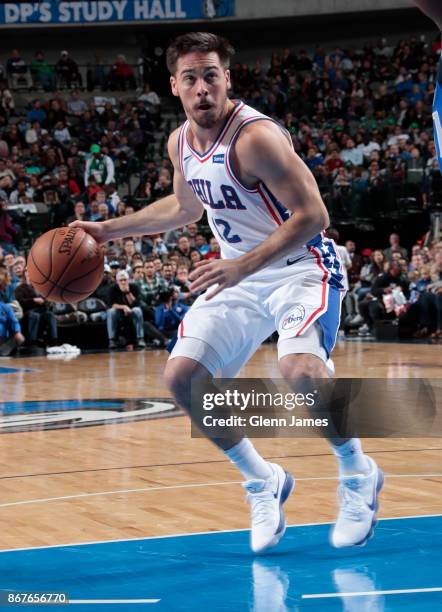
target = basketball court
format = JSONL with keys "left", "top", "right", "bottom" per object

{"left": 1, "top": 339, "right": 441, "bottom": 610}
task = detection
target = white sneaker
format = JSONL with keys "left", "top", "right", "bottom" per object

{"left": 357, "top": 324, "right": 372, "bottom": 337}
{"left": 330, "top": 456, "right": 384, "bottom": 548}
{"left": 243, "top": 463, "right": 295, "bottom": 554}
{"left": 349, "top": 314, "right": 364, "bottom": 327}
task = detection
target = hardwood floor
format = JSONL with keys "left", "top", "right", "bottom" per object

{"left": 0, "top": 340, "right": 441, "bottom": 550}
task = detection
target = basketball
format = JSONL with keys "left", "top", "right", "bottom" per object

{"left": 27, "top": 227, "right": 104, "bottom": 304}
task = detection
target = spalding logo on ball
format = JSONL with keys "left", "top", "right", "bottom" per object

{"left": 27, "top": 227, "right": 104, "bottom": 304}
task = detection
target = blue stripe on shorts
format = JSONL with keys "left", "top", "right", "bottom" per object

{"left": 432, "top": 60, "right": 442, "bottom": 174}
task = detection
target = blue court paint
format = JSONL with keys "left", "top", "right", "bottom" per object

{"left": 0, "top": 515, "right": 441, "bottom": 610}
{"left": 0, "top": 399, "right": 125, "bottom": 416}
{"left": 0, "top": 366, "right": 34, "bottom": 374}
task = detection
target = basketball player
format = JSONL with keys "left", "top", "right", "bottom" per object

{"left": 72, "top": 33, "right": 383, "bottom": 553}
{"left": 413, "top": 1, "right": 442, "bottom": 173}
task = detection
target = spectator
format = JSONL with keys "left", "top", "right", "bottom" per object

{"left": 384, "top": 233, "right": 408, "bottom": 262}
{"left": 84, "top": 145, "right": 115, "bottom": 186}
{"left": 175, "top": 235, "right": 195, "bottom": 261}
{"left": 107, "top": 270, "right": 145, "bottom": 349}
{"left": 53, "top": 121, "right": 72, "bottom": 145}
{"left": 345, "top": 240, "right": 363, "bottom": 288}
{"left": 110, "top": 55, "right": 136, "bottom": 91}
{"left": 151, "top": 236, "right": 169, "bottom": 258}
{"left": 340, "top": 139, "right": 364, "bottom": 166}
{"left": 15, "top": 272, "right": 58, "bottom": 348}
{"left": 154, "top": 288, "right": 189, "bottom": 337}
{"left": 195, "top": 234, "right": 209, "bottom": 255}
{"left": 9, "top": 179, "right": 32, "bottom": 204}
{"left": 6, "top": 49, "right": 31, "bottom": 89}
{"left": 0, "top": 266, "right": 16, "bottom": 308}
{"left": 0, "top": 301, "right": 24, "bottom": 356}
{"left": 138, "top": 82, "right": 161, "bottom": 122}
{"left": 0, "top": 198, "right": 17, "bottom": 253}
{"left": 67, "top": 90, "right": 88, "bottom": 116}
{"left": 0, "top": 81, "right": 14, "bottom": 116}
{"left": 204, "top": 237, "right": 221, "bottom": 260}
{"left": 55, "top": 51, "right": 82, "bottom": 89}
{"left": 358, "top": 261, "right": 410, "bottom": 336}
{"left": 161, "top": 262, "right": 175, "bottom": 284}
{"left": 27, "top": 99, "right": 47, "bottom": 125}
{"left": 30, "top": 51, "right": 55, "bottom": 91}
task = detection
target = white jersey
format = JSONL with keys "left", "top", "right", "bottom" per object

{"left": 178, "top": 101, "right": 322, "bottom": 265}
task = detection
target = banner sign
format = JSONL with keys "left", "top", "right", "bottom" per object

{"left": 0, "top": 1, "right": 235, "bottom": 27}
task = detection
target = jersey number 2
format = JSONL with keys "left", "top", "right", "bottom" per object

{"left": 214, "top": 219, "right": 242, "bottom": 244}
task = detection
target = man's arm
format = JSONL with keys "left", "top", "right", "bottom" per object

{"left": 71, "top": 129, "right": 204, "bottom": 243}
{"left": 236, "top": 122, "right": 329, "bottom": 275}
{"left": 190, "top": 121, "right": 329, "bottom": 297}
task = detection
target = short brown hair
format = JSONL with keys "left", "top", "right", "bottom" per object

{"left": 166, "top": 32, "right": 235, "bottom": 75}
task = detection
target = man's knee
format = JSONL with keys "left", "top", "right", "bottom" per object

{"left": 279, "top": 353, "right": 328, "bottom": 380}
{"left": 131, "top": 307, "right": 143, "bottom": 319}
{"left": 107, "top": 308, "right": 118, "bottom": 320}
{"left": 164, "top": 357, "right": 212, "bottom": 404}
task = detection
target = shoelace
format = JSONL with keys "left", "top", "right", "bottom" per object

{"left": 337, "top": 480, "right": 367, "bottom": 522}
{"left": 246, "top": 490, "right": 276, "bottom": 526}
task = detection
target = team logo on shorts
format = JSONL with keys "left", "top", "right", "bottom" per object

{"left": 282, "top": 305, "right": 306, "bottom": 330}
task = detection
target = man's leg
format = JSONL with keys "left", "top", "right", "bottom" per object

{"left": 165, "top": 339, "right": 294, "bottom": 554}
{"left": 130, "top": 307, "right": 145, "bottom": 348}
{"left": 278, "top": 335, "right": 383, "bottom": 548}
{"left": 27, "top": 310, "right": 41, "bottom": 343}
{"left": 41, "top": 311, "right": 58, "bottom": 344}
{"left": 106, "top": 308, "right": 120, "bottom": 349}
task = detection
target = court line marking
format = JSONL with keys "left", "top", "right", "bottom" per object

{"left": 302, "top": 587, "right": 442, "bottom": 599}
{"left": 2, "top": 445, "right": 442, "bottom": 480}
{"left": 0, "top": 513, "right": 440, "bottom": 554}
{"left": 0, "top": 473, "right": 441, "bottom": 507}
{"left": 69, "top": 600, "right": 159, "bottom": 605}
{"left": 0, "top": 472, "right": 442, "bottom": 510}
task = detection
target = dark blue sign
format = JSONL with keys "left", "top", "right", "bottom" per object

{"left": 0, "top": 1, "right": 235, "bottom": 27}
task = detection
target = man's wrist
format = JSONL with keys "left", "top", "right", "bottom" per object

{"left": 238, "top": 253, "right": 258, "bottom": 277}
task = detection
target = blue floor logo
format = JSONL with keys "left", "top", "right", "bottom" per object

{"left": 0, "top": 398, "right": 180, "bottom": 433}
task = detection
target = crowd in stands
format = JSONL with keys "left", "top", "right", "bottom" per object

{"left": 0, "top": 48, "right": 141, "bottom": 92}
{"left": 0, "top": 32, "right": 442, "bottom": 354}
{"left": 333, "top": 230, "right": 442, "bottom": 339}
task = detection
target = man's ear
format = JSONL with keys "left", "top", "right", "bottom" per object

{"left": 225, "top": 69, "right": 231, "bottom": 91}
{"left": 170, "top": 75, "right": 179, "bottom": 97}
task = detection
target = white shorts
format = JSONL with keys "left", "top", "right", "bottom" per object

{"left": 169, "top": 238, "right": 344, "bottom": 377}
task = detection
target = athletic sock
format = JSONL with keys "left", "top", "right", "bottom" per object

{"left": 225, "top": 438, "right": 273, "bottom": 481}
{"left": 332, "top": 438, "right": 370, "bottom": 476}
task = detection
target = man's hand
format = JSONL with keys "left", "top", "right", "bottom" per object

{"left": 69, "top": 220, "right": 109, "bottom": 244}
{"left": 14, "top": 332, "right": 25, "bottom": 345}
{"left": 33, "top": 297, "right": 45, "bottom": 305}
{"left": 122, "top": 305, "right": 131, "bottom": 316}
{"left": 189, "top": 259, "right": 246, "bottom": 300}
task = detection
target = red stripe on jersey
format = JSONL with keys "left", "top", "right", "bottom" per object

{"left": 178, "top": 124, "right": 186, "bottom": 174}
{"left": 225, "top": 117, "right": 264, "bottom": 193}
{"left": 295, "top": 246, "right": 329, "bottom": 336}
{"left": 257, "top": 184, "right": 282, "bottom": 226}
{"left": 186, "top": 102, "right": 244, "bottom": 163}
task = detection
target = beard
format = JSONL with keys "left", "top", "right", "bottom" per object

{"left": 190, "top": 103, "right": 224, "bottom": 129}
